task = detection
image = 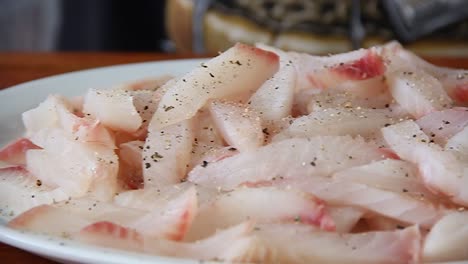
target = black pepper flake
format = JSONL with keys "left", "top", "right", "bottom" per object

{"left": 443, "top": 120, "right": 451, "bottom": 125}
{"left": 228, "top": 147, "right": 237, "bottom": 151}
{"left": 163, "top": 105, "right": 175, "bottom": 112}
{"left": 262, "top": 128, "right": 270, "bottom": 135}
{"left": 201, "top": 161, "right": 209, "bottom": 168}
{"left": 144, "top": 106, "right": 149, "bottom": 110}
{"left": 151, "top": 152, "right": 164, "bottom": 161}
{"left": 182, "top": 79, "right": 186, "bottom": 82}
{"left": 402, "top": 188, "right": 408, "bottom": 193}
{"left": 310, "top": 161, "right": 316, "bottom": 167}
{"left": 396, "top": 225, "right": 405, "bottom": 229}
{"left": 201, "top": 63, "right": 207, "bottom": 68}
{"left": 209, "top": 72, "right": 214, "bottom": 78}
{"left": 145, "top": 163, "right": 151, "bottom": 169}
{"left": 235, "top": 60, "right": 242, "bottom": 65}
{"left": 384, "top": 123, "right": 391, "bottom": 127}
{"left": 36, "top": 179, "right": 42, "bottom": 186}
{"left": 385, "top": 104, "right": 390, "bottom": 108}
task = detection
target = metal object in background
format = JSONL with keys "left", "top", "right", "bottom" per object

{"left": 0, "top": 0, "right": 61, "bottom": 51}
{"left": 382, "top": 0, "right": 468, "bottom": 42}
{"left": 193, "top": 0, "right": 213, "bottom": 54}
{"left": 350, "top": 0, "right": 365, "bottom": 49}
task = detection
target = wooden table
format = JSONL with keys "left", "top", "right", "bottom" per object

{"left": 0, "top": 52, "right": 467, "bottom": 263}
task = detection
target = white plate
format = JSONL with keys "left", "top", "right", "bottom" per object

{"left": 0, "top": 59, "right": 209, "bottom": 264}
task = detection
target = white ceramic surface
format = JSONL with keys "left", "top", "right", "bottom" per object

{"left": 0, "top": 59, "right": 210, "bottom": 264}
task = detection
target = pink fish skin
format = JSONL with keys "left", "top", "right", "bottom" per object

{"left": 0, "top": 138, "right": 41, "bottom": 165}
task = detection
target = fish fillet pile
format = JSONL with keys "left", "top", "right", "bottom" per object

{"left": 1, "top": 42, "right": 468, "bottom": 263}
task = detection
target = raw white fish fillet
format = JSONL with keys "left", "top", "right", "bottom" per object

{"left": 189, "top": 136, "right": 388, "bottom": 189}
{"left": 249, "top": 223, "right": 421, "bottom": 264}
{"left": 23, "top": 95, "right": 115, "bottom": 148}
{"left": 143, "top": 119, "right": 194, "bottom": 188}
{"left": 306, "top": 87, "right": 393, "bottom": 114}
{"left": 385, "top": 41, "right": 468, "bottom": 104}
{"left": 26, "top": 129, "right": 118, "bottom": 201}
{"left": 273, "top": 107, "right": 406, "bottom": 141}
{"left": 249, "top": 44, "right": 295, "bottom": 127}
{"left": 188, "top": 108, "right": 227, "bottom": 169}
{"left": 271, "top": 175, "right": 446, "bottom": 228}
{"left": 78, "top": 221, "right": 257, "bottom": 262}
{"left": 0, "top": 167, "right": 69, "bottom": 220}
{"left": 83, "top": 89, "right": 142, "bottom": 133}
{"left": 382, "top": 120, "right": 468, "bottom": 206}
{"left": 209, "top": 100, "right": 263, "bottom": 152}
{"left": 423, "top": 212, "right": 468, "bottom": 262}
{"left": 9, "top": 187, "right": 197, "bottom": 241}
{"left": 327, "top": 206, "right": 364, "bottom": 233}
{"left": 185, "top": 186, "right": 334, "bottom": 241}
{"left": 114, "top": 182, "right": 216, "bottom": 211}
{"left": 416, "top": 107, "right": 468, "bottom": 146}
{"left": 445, "top": 126, "right": 468, "bottom": 162}
{"left": 118, "top": 140, "right": 144, "bottom": 189}
{"left": 152, "top": 43, "right": 279, "bottom": 129}
{"left": 386, "top": 67, "right": 452, "bottom": 119}
{"left": 333, "top": 159, "right": 441, "bottom": 202}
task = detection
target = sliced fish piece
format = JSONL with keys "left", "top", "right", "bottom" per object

{"left": 250, "top": 223, "right": 421, "bottom": 264}
{"left": 152, "top": 43, "right": 279, "bottom": 129}
{"left": 423, "top": 212, "right": 468, "bottom": 262}
{"left": 386, "top": 67, "right": 452, "bottom": 119}
{"left": 78, "top": 221, "right": 256, "bottom": 262}
{"left": 0, "top": 167, "right": 69, "bottom": 220}
{"left": 382, "top": 120, "right": 468, "bottom": 207}
{"left": 273, "top": 108, "right": 406, "bottom": 141}
{"left": 189, "top": 136, "right": 388, "bottom": 190}
{"left": 143, "top": 119, "right": 194, "bottom": 188}
{"left": 333, "top": 159, "right": 441, "bottom": 202}
{"left": 416, "top": 107, "right": 468, "bottom": 146}
{"left": 249, "top": 44, "right": 296, "bottom": 127}
{"left": 209, "top": 100, "right": 263, "bottom": 152}
{"left": 186, "top": 186, "right": 334, "bottom": 241}
{"left": 83, "top": 89, "right": 142, "bottom": 133}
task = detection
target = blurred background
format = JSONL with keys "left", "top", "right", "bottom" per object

{"left": 1, "top": 0, "right": 467, "bottom": 56}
